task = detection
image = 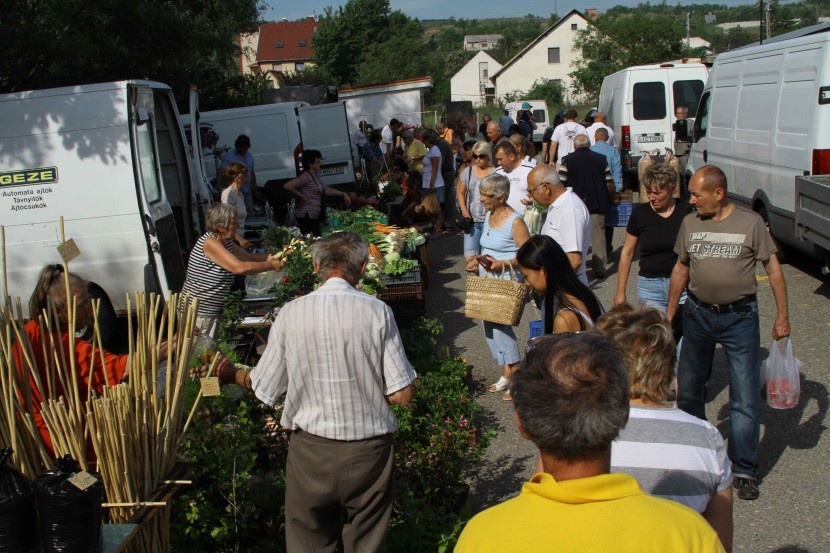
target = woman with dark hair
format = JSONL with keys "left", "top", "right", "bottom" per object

{"left": 284, "top": 149, "right": 352, "bottom": 235}
{"left": 516, "top": 235, "right": 603, "bottom": 335}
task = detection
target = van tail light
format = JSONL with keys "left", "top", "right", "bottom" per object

{"left": 812, "top": 149, "right": 830, "bottom": 175}
{"left": 294, "top": 143, "right": 303, "bottom": 176}
{"left": 622, "top": 126, "right": 631, "bottom": 150}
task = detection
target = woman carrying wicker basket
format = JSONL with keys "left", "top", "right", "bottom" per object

{"left": 470, "top": 173, "right": 530, "bottom": 401}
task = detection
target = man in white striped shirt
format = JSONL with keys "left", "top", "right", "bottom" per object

{"left": 213, "top": 232, "right": 417, "bottom": 553}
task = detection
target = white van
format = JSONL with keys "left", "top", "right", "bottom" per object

{"left": 503, "top": 100, "right": 549, "bottom": 145}
{"left": 598, "top": 61, "right": 710, "bottom": 189}
{"left": 185, "top": 101, "right": 355, "bottom": 191}
{"left": 687, "top": 25, "right": 830, "bottom": 264}
{"left": 0, "top": 80, "right": 206, "bottom": 337}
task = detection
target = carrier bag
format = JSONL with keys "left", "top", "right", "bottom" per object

{"left": 34, "top": 456, "right": 103, "bottom": 553}
{"left": 0, "top": 448, "right": 38, "bottom": 553}
{"left": 419, "top": 190, "right": 442, "bottom": 216}
{"left": 764, "top": 337, "right": 801, "bottom": 409}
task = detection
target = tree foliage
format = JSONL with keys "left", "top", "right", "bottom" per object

{"left": 0, "top": 0, "right": 264, "bottom": 108}
{"left": 570, "top": 13, "right": 684, "bottom": 103}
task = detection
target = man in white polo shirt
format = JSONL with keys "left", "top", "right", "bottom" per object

{"left": 494, "top": 142, "right": 533, "bottom": 215}
{"left": 526, "top": 164, "right": 591, "bottom": 284}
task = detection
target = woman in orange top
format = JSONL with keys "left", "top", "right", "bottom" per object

{"left": 14, "top": 264, "right": 129, "bottom": 453}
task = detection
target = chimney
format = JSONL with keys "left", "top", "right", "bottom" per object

{"left": 282, "top": 17, "right": 287, "bottom": 22}
{"left": 308, "top": 15, "right": 314, "bottom": 22}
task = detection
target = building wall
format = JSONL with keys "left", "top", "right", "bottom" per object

{"left": 239, "top": 31, "right": 259, "bottom": 75}
{"left": 342, "top": 89, "right": 427, "bottom": 132}
{"left": 450, "top": 51, "right": 502, "bottom": 107}
{"left": 494, "top": 12, "right": 586, "bottom": 101}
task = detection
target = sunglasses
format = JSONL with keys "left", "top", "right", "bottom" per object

{"left": 472, "top": 154, "right": 489, "bottom": 160}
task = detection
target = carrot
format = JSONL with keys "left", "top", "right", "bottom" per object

{"left": 368, "top": 244, "right": 383, "bottom": 259}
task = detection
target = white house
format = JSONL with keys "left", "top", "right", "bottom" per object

{"left": 338, "top": 77, "right": 434, "bottom": 133}
{"left": 450, "top": 51, "right": 502, "bottom": 107}
{"left": 491, "top": 10, "right": 588, "bottom": 102}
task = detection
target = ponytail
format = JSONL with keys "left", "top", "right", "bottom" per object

{"left": 28, "top": 264, "right": 86, "bottom": 322}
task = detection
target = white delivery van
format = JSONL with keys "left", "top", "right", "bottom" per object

{"left": 184, "top": 101, "right": 355, "bottom": 191}
{"left": 687, "top": 25, "right": 830, "bottom": 265}
{"left": 503, "top": 100, "right": 549, "bottom": 145}
{"left": 0, "top": 80, "right": 207, "bottom": 340}
{"left": 598, "top": 61, "right": 709, "bottom": 189}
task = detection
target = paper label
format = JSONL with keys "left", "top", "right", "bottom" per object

{"left": 69, "top": 471, "right": 98, "bottom": 491}
{"left": 57, "top": 238, "right": 81, "bottom": 263}
{"left": 200, "top": 377, "right": 221, "bottom": 397}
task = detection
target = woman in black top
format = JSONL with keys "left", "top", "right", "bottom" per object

{"left": 614, "top": 162, "right": 689, "bottom": 312}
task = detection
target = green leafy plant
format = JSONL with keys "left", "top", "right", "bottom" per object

{"left": 220, "top": 290, "right": 247, "bottom": 342}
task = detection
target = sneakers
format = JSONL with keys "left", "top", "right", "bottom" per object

{"left": 733, "top": 477, "right": 760, "bottom": 500}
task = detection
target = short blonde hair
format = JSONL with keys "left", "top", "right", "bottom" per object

{"left": 471, "top": 140, "right": 491, "bottom": 162}
{"left": 641, "top": 163, "right": 678, "bottom": 193}
{"left": 596, "top": 304, "right": 675, "bottom": 404}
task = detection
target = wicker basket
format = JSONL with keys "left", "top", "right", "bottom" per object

{"left": 465, "top": 263, "right": 530, "bottom": 326}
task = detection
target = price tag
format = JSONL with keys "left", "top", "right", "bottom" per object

{"left": 68, "top": 471, "right": 98, "bottom": 491}
{"left": 200, "top": 377, "right": 221, "bottom": 397}
{"left": 57, "top": 238, "right": 81, "bottom": 263}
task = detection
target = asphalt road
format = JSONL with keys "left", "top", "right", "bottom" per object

{"left": 424, "top": 225, "right": 830, "bottom": 553}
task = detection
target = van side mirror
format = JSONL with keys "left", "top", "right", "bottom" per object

{"left": 674, "top": 119, "right": 689, "bottom": 143}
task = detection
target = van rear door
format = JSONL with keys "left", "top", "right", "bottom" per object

{"left": 628, "top": 69, "right": 672, "bottom": 159}
{"left": 298, "top": 102, "right": 355, "bottom": 188}
{"left": 130, "top": 84, "right": 185, "bottom": 296}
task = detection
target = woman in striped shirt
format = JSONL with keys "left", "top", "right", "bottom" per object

{"left": 284, "top": 149, "right": 351, "bottom": 236}
{"left": 181, "top": 204, "right": 284, "bottom": 338}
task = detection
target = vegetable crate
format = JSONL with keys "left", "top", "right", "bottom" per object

{"left": 380, "top": 266, "right": 421, "bottom": 286}
{"left": 378, "top": 282, "right": 424, "bottom": 302}
{"left": 607, "top": 201, "right": 633, "bottom": 227}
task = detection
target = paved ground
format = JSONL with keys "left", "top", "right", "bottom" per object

{"left": 424, "top": 226, "right": 830, "bottom": 553}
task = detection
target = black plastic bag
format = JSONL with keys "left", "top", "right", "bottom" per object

{"left": 0, "top": 448, "right": 38, "bottom": 552}
{"left": 34, "top": 456, "right": 103, "bottom": 553}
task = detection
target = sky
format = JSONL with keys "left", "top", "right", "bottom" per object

{"left": 266, "top": 0, "right": 777, "bottom": 23}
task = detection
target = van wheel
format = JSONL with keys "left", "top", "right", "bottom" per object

{"left": 757, "top": 205, "right": 787, "bottom": 265}
{"left": 87, "top": 284, "right": 128, "bottom": 354}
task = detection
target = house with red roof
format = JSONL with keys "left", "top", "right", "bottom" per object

{"left": 240, "top": 16, "right": 320, "bottom": 85}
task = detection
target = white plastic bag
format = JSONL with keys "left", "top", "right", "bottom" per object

{"left": 246, "top": 271, "right": 281, "bottom": 298}
{"left": 764, "top": 337, "right": 801, "bottom": 409}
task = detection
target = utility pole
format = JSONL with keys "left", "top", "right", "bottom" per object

{"left": 766, "top": 0, "right": 772, "bottom": 39}
{"left": 759, "top": 0, "right": 764, "bottom": 44}
{"left": 686, "top": 12, "right": 692, "bottom": 53}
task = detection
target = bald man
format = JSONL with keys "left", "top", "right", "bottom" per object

{"left": 586, "top": 111, "right": 615, "bottom": 147}
{"left": 667, "top": 165, "right": 790, "bottom": 502}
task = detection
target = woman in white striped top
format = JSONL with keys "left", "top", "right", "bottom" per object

{"left": 181, "top": 204, "right": 285, "bottom": 338}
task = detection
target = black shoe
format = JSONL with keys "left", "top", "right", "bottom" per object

{"left": 733, "top": 477, "right": 760, "bottom": 500}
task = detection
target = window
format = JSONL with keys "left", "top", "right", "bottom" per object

{"left": 548, "top": 47, "right": 560, "bottom": 64}
{"left": 633, "top": 81, "right": 667, "bottom": 120}
{"left": 571, "top": 23, "right": 578, "bottom": 30}
{"left": 298, "top": 41, "right": 306, "bottom": 47}
{"left": 136, "top": 121, "right": 161, "bottom": 204}
{"left": 532, "top": 109, "right": 546, "bottom": 124}
{"left": 694, "top": 92, "right": 710, "bottom": 143}
{"left": 276, "top": 41, "right": 284, "bottom": 48}
{"left": 672, "top": 80, "right": 704, "bottom": 118}
{"left": 479, "top": 62, "right": 488, "bottom": 81}
{"left": 295, "top": 62, "right": 305, "bottom": 72}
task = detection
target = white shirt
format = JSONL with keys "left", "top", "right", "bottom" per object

{"left": 495, "top": 162, "right": 533, "bottom": 215}
{"left": 251, "top": 278, "right": 416, "bottom": 441}
{"left": 551, "top": 122, "right": 587, "bottom": 163}
{"left": 542, "top": 188, "right": 591, "bottom": 284}
{"left": 586, "top": 122, "right": 616, "bottom": 147}
{"left": 381, "top": 125, "right": 395, "bottom": 151}
{"left": 221, "top": 186, "right": 247, "bottom": 228}
{"left": 423, "top": 146, "right": 445, "bottom": 189}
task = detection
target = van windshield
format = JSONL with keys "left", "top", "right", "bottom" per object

{"left": 633, "top": 82, "right": 666, "bottom": 120}
{"left": 673, "top": 80, "right": 704, "bottom": 118}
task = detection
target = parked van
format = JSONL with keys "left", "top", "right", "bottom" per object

{"left": 598, "top": 61, "right": 710, "bottom": 189}
{"left": 0, "top": 80, "right": 206, "bottom": 332}
{"left": 687, "top": 25, "right": 830, "bottom": 265}
{"left": 503, "top": 100, "right": 549, "bottom": 145}
{"left": 185, "top": 101, "right": 355, "bottom": 191}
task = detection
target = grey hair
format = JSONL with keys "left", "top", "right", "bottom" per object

{"left": 206, "top": 203, "right": 238, "bottom": 233}
{"left": 312, "top": 232, "right": 368, "bottom": 281}
{"left": 641, "top": 162, "right": 678, "bottom": 193}
{"left": 479, "top": 173, "right": 510, "bottom": 200}
{"left": 510, "top": 332, "right": 629, "bottom": 460}
{"left": 471, "top": 140, "right": 492, "bottom": 162}
{"left": 531, "top": 163, "right": 561, "bottom": 188}
{"left": 574, "top": 134, "right": 590, "bottom": 149}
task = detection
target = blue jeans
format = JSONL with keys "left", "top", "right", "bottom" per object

{"left": 677, "top": 295, "right": 761, "bottom": 480}
{"left": 463, "top": 222, "right": 484, "bottom": 257}
{"left": 636, "top": 276, "right": 687, "bottom": 313}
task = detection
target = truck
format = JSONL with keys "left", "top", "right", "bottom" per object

{"left": 598, "top": 60, "right": 710, "bottom": 190}
{"left": 0, "top": 80, "right": 207, "bottom": 347}
{"left": 687, "top": 24, "right": 830, "bottom": 269}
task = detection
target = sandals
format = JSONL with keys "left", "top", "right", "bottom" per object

{"left": 502, "top": 391, "right": 512, "bottom": 401}
{"left": 488, "top": 376, "right": 509, "bottom": 393}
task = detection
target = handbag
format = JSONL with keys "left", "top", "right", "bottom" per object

{"left": 764, "top": 337, "right": 801, "bottom": 409}
{"left": 465, "top": 261, "right": 530, "bottom": 326}
{"left": 454, "top": 214, "right": 474, "bottom": 232}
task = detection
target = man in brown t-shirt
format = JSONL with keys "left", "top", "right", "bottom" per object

{"left": 667, "top": 165, "right": 790, "bottom": 502}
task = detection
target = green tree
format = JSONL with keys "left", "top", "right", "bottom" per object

{"left": 0, "top": 0, "right": 263, "bottom": 107}
{"left": 312, "top": 0, "right": 393, "bottom": 84}
{"left": 356, "top": 34, "right": 431, "bottom": 84}
{"left": 570, "top": 13, "right": 684, "bottom": 102}
{"left": 278, "top": 65, "right": 337, "bottom": 87}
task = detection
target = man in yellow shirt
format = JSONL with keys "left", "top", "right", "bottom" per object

{"left": 401, "top": 129, "right": 427, "bottom": 175}
{"left": 455, "top": 333, "right": 727, "bottom": 553}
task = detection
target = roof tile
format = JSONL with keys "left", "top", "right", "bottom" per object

{"left": 257, "top": 18, "right": 319, "bottom": 63}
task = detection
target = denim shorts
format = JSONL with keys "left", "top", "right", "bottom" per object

{"left": 637, "top": 276, "right": 686, "bottom": 313}
{"left": 463, "top": 222, "right": 485, "bottom": 257}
